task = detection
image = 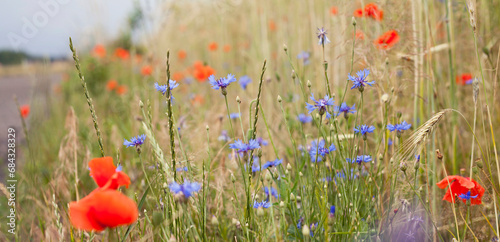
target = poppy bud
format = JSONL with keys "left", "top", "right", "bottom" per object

{"left": 152, "top": 211, "right": 164, "bottom": 227}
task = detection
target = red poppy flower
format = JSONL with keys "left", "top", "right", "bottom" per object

{"left": 106, "top": 80, "right": 118, "bottom": 91}
{"left": 223, "top": 44, "right": 231, "bottom": 53}
{"left": 178, "top": 50, "right": 187, "bottom": 60}
{"left": 173, "top": 72, "right": 184, "bottom": 81}
{"left": 456, "top": 73, "right": 473, "bottom": 85}
{"left": 193, "top": 62, "right": 215, "bottom": 82}
{"left": 114, "top": 48, "right": 130, "bottom": 60}
{"left": 141, "top": 65, "right": 153, "bottom": 76}
{"left": 116, "top": 85, "right": 128, "bottom": 95}
{"left": 354, "top": 8, "right": 364, "bottom": 17}
{"left": 20, "top": 105, "right": 30, "bottom": 118}
{"left": 69, "top": 188, "right": 138, "bottom": 231}
{"left": 437, "top": 175, "right": 485, "bottom": 205}
{"left": 355, "top": 30, "right": 365, "bottom": 40}
{"left": 92, "top": 44, "right": 106, "bottom": 58}
{"left": 374, "top": 30, "right": 400, "bottom": 50}
{"left": 89, "top": 157, "right": 130, "bottom": 189}
{"left": 269, "top": 20, "right": 277, "bottom": 31}
{"left": 208, "top": 42, "right": 218, "bottom": 51}
{"left": 364, "top": 3, "right": 383, "bottom": 21}
{"left": 330, "top": 6, "right": 338, "bottom": 15}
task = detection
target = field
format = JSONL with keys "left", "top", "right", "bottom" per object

{"left": 1, "top": 0, "right": 500, "bottom": 241}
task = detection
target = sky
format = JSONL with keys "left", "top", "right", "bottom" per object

{"left": 0, "top": 0, "right": 150, "bottom": 57}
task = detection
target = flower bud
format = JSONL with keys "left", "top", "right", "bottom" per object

{"left": 211, "top": 215, "right": 219, "bottom": 225}
{"left": 352, "top": 16, "right": 357, "bottom": 26}
{"left": 277, "top": 95, "right": 282, "bottom": 103}
{"left": 307, "top": 80, "right": 312, "bottom": 88}
{"left": 257, "top": 207, "right": 265, "bottom": 216}
{"left": 302, "top": 225, "right": 310, "bottom": 236}
{"left": 236, "top": 96, "right": 241, "bottom": 103}
{"left": 283, "top": 44, "right": 288, "bottom": 52}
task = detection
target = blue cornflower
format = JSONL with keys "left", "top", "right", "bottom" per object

{"left": 309, "top": 222, "right": 319, "bottom": 237}
{"left": 347, "top": 155, "right": 372, "bottom": 164}
{"left": 155, "top": 80, "right": 179, "bottom": 96}
{"left": 239, "top": 75, "right": 252, "bottom": 90}
{"left": 348, "top": 69, "right": 374, "bottom": 92}
{"left": 263, "top": 187, "right": 280, "bottom": 200}
{"left": 297, "top": 113, "right": 313, "bottom": 124}
{"left": 123, "top": 134, "right": 146, "bottom": 148}
{"left": 387, "top": 121, "right": 412, "bottom": 134}
{"left": 262, "top": 158, "right": 283, "bottom": 169}
{"left": 334, "top": 102, "right": 356, "bottom": 118}
{"left": 229, "top": 139, "right": 260, "bottom": 154}
{"left": 306, "top": 93, "right": 334, "bottom": 118}
{"left": 116, "top": 165, "right": 123, "bottom": 172}
{"left": 415, "top": 155, "right": 420, "bottom": 162}
{"left": 250, "top": 156, "right": 262, "bottom": 172}
{"left": 297, "top": 51, "right": 311, "bottom": 65}
{"left": 169, "top": 180, "right": 201, "bottom": 198}
{"left": 297, "top": 217, "right": 304, "bottom": 229}
{"left": 209, "top": 74, "right": 236, "bottom": 91}
{"left": 176, "top": 167, "right": 188, "bottom": 172}
{"left": 309, "top": 139, "right": 336, "bottom": 162}
{"left": 229, "top": 113, "right": 240, "bottom": 119}
{"left": 253, "top": 200, "right": 271, "bottom": 209}
{"left": 329, "top": 205, "right": 335, "bottom": 217}
{"left": 354, "top": 125, "right": 375, "bottom": 140}
{"left": 256, "top": 137, "right": 268, "bottom": 146}
{"left": 218, "top": 130, "right": 230, "bottom": 142}
{"left": 458, "top": 191, "right": 478, "bottom": 201}
{"left": 317, "top": 27, "right": 330, "bottom": 45}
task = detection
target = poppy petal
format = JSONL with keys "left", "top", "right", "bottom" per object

{"left": 89, "top": 157, "right": 118, "bottom": 188}
{"left": 436, "top": 175, "right": 474, "bottom": 189}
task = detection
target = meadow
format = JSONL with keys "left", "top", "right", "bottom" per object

{"left": 2, "top": 0, "right": 500, "bottom": 241}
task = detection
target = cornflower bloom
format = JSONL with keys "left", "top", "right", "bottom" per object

{"left": 297, "top": 113, "right": 313, "bottom": 124}
{"left": 349, "top": 69, "right": 374, "bottom": 92}
{"left": 334, "top": 102, "right": 356, "bottom": 118}
{"left": 317, "top": 27, "right": 331, "bottom": 45}
{"left": 262, "top": 158, "right": 283, "bottom": 169}
{"left": 169, "top": 180, "right": 201, "bottom": 201}
{"left": 346, "top": 155, "right": 372, "bottom": 165}
{"left": 123, "top": 134, "right": 146, "bottom": 148}
{"left": 387, "top": 120, "right": 411, "bottom": 137}
{"left": 229, "top": 139, "right": 260, "bottom": 156}
{"left": 209, "top": 74, "right": 236, "bottom": 95}
{"left": 309, "top": 139, "right": 336, "bottom": 162}
{"left": 239, "top": 75, "right": 252, "bottom": 90}
{"left": 305, "top": 93, "right": 334, "bottom": 118}
{"left": 155, "top": 80, "right": 179, "bottom": 97}
{"left": 253, "top": 200, "right": 271, "bottom": 209}
{"left": 297, "top": 51, "right": 311, "bottom": 65}
{"left": 354, "top": 125, "right": 375, "bottom": 140}
{"left": 263, "top": 187, "right": 279, "bottom": 200}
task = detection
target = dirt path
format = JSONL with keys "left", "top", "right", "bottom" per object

{"left": 0, "top": 73, "right": 62, "bottom": 179}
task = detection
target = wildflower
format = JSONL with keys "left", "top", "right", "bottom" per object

{"left": 193, "top": 61, "right": 215, "bottom": 82}
{"left": 330, "top": 6, "right": 338, "bottom": 15}
{"left": 169, "top": 180, "right": 201, "bottom": 198}
{"left": 317, "top": 27, "right": 331, "bottom": 45}
{"left": 256, "top": 137, "right": 268, "bottom": 146}
{"left": 297, "top": 113, "right": 313, "bottom": 124}
{"left": 223, "top": 44, "right": 231, "bottom": 52}
{"left": 239, "top": 75, "right": 252, "bottom": 90}
{"left": 297, "top": 217, "right": 304, "bottom": 229}
{"left": 173, "top": 72, "right": 184, "bottom": 81}
{"left": 253, "top": 200, "right": 271, "bottom": 209}
{"left": 268, "top": 20, "right": 277, "bottom": 31}
{"left": 106, "top": 80, "right": 118, "bottom": 91}
{"left": 141, "top": 65, "right": 153, "bottom": 76}
{"left": 229, "top": 139, "right": 260, "bottom": 155}
{"left": 114, "top": 47, "right": 130, "bottom": 60}
{"left": 88, "top": 157, "right": 131, "bottom": 189}
{"left": 334, "top": 102, "right": 356, "bottom": 118}
{"left": 249, "top": 156, "right": 262, "bottom": 173}
{"left": 116, "top": 85, "right": 127, "bottom": 95}
{"left": 456, "top": 73, "right": 473, "bottom": 85}
{"left": 218, "top": 130, "right": 230, "bottom": 142}
{"left": 349, "top": 69, "right": 374, "bottom": 92}
{"left": 305, "top": 93, "right": 334, "bottom": 118}
{"left": 297, "top": 51, "right": 311, "bottom": 65}
{"left": 329, "top": 205, "right": 335, "bottom": 216}
{"left": 262, "top": 158, "right": 283, "bottom": 169}
{"left": 154, "top": 80, "right": 179, "bottom": 97}
{"left": 354, "top": 3, "right": 383, "bottom": 21}
{"left": 92, "top": 44, "right": 106, "bottom": 58}
{"left": 347, "top": 155, "right": 372, "bottom": 165}
{"left": 374, "top": 30, "right": 400, "bottom": 50}
{"left": 20, "top": 105, "right": 30, "bottom": 118}
{"left": 354, "top": 125, "right": 375, "bottom": 139}
{"left": 176, "top": 167, "right": 188, "bottom": 172}
{"left": 387, "top": 120, "right": 412, "bottom": 137}
{"left": 309, "top": 139, "right": 336, "bottom": 162}
{"left": 437, "top": 175, "right": 485, "bottom": 205}
{"left": 208, "top": 42, "right": 218, "bottom": 51}
{"left": 69, "top": 188, "right": 138, "bottom": 231}
{"left": 229, "top": 113, "right": 240, "bottom": 119}
{"left": 309, "top": 222, "right": 318, "bottom": 237}
{"left": 123, "top": 134, "right": 146, "bottom": 148}
{"left": 264, "top": 187, "right": 279, "bottom": 200}
{"left": 209, "top": 74, "right": 236, "bottom": 95}
{"left": 356, "top": 30, "right": 365, "bottom": 40}
{"left": 177, "top": 50, "right": 187, "bottom": 60}
{"left": 354, "top": 8, "right": 364, "bottom": 17}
